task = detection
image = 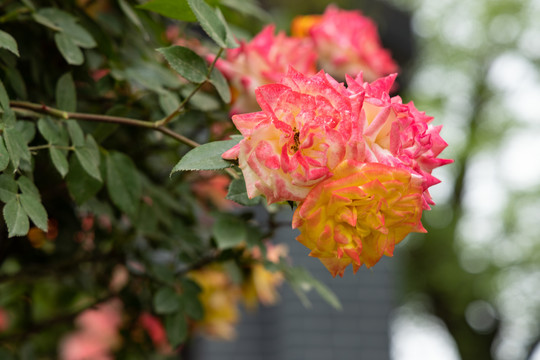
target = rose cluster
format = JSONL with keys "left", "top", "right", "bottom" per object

{"left": 215, "top": 5, "right": 397, "bottom": 114}
{"left": 223, "top": 68, "right": 451, "bottom": 277}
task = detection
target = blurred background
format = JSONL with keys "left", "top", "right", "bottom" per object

{"left": 193, "top": 0, "right": 540, "bottom": 359}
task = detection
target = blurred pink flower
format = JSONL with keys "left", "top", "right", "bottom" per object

{"left": 292, "top": 5, "right": 398, "bottom": 81}
{"left": 215, "top": 25, "right": 317, "bottom": 114}
{"left": 60, "top": 333, "right": 112, "bottom": 360}
{"left": 191, "top": 172, "right": 239, "bottom": 211}
{"left": 60, "top": 298, "right": 123, "bottom": 360}
{"left": 109, "top": 265, "right": 129, "bottom": 293}
{"left": 139, "top": 312, "right": 173, "bottom": 354}
{"left": 75, "top": 298, "right": 123, "bottom": 347}
{"left": 0, "top": 308, "right": 9, "bottom": 332}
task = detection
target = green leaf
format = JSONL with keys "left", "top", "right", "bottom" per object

{"left": 119, "top": 0, "right": 147, "bottom": 36}
{"left": 35, "top": 7, "right": 96, "bottom": 48}
{"left": 226, "top": 177, "right": 260, "bottom": 206}
{"left": 181, "top": 85, "right": 220, "bottom": 111}
{"left": 6, "top": 67, "right": 27, "bottom": 99}
{"left": 0, "top": 30, "right": 20, "bottom": 57}
{"left": 151, "top": 264, "right": 175, "bottom": 285}
{"left": 15, "top": 121, "right": 35, "bottom": 144}
{"left": 171, "top": 139, "right": 239, "bottom": 173}
{"left": 0, "top": 174, "right": 18, "bottom": 203}
{"left": 153, "top": 287, "right": 182, "bottom": 314}
{"left": 181, "top": 293, "right": 204, "bottom": 320}
{"left": 54, "top": 32, "right": 83, "bottom": 65}
{"left": 3, "top": 198, "right": 29, "bottom": 237}
{"left": 165, "top": 311, "right": 188, "bottom": 347}
{"left": 187, "top": 0, "right": 227, "bottom": 48}
{"left": 38, "top": 117, "right": 65, "bottom": 145}
{"left": 212, "top": 213, "right": 246, "bottom": 249}
{"left": 124, "top": 66, "right": 166, "bottom": 94}
{"left": 32, "top": 13, "right": 62, "bottom": 31}
{"left": 106, "top": 151, "right": 141, "bottom": 217}
{"left": 56, "top": 73, "right": 77, "bottom": 112}
{"left": 159, "top": 91, "right": 180, "bottom": 115}
{"left": 66, "top": 155, "right": 103, "bottom": 204}
{"left": 220, "top": 0, "right": 270, "bottom": 22}
{"left": 285, "top": 267, "right": 342, "bottom": 310}
{"left": 209, "top": 67, "right": 231, "bottom": 103}
{"left": 311, "top": 278, "right": 342, "bottom": 311}
{"left": 137, "top": 0, "right": 197, "bottom": 22}
{"left": 181, "top": 278, "right": 202, "bottom": 295}
{"left": 17, "top": 176, "right": 40, "bottom": 197}
{"left": 157, "top": 46, "right": 207, "bottom": 83}
{"left": 0, "top": 136, "right": 9, "bottom": 172}
{"left": 50, "top": 147, "right": 69, "bottom": 177}
{"left": 75, "top": 144, "right": 101, "bottom": 182}
{"left": 223, "top": 259, "right": 243, "bottom": 284}
{"left": 67, "top": 121, "right": 84, "bottom": 147}
{"left": 36, "top": 8, "right": 77, "bottom": 27}
{"left": 62, "top": 22, "right": 96, "bottom": 49}
{"left": 21, "top": 0, "right": 36, "bottom": 10}
{"left": 215, "top": 6, "right": 239, "bottom": 48}
{"left": 3, "top": 127, "right": 30, "bottom": 169}
{"left": 136, "top": 201, "right": 159, "bottom": 233}
{"left": 19, "top": 193, "right": 48, "bottom": 232}
{"left": 1, "top": 108, "right": 16, "bottom": 128}
{"left": 0, "top": 79, "right": 9, "bottom": 110}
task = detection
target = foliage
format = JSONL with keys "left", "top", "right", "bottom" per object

{"left": 0, "top": 0, "right": 340, "bottom": 357}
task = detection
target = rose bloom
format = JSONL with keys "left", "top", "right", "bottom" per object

{"left": 345, "top": 72, "right": 453, "bottom": 209}
{"left": 293, "top": 160, "right": 425, "bottom": 277}
{"left": 292, "top": 5, "right": 398, "bottom": 81}
{"left": 223, "top": 67, "right": 364, "bottom": 203}
{"left": 188, "top": 266, "right": 241, "bottom": 340}
{"left": 223, "top": 68, "right": 451, "bottom": 206}
{"left": 215, "top": 25, "right": 317, "bottom": 114}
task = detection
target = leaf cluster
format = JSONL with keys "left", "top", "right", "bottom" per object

{"left": 0, "top": 0, "right": 340, "bottom": 357}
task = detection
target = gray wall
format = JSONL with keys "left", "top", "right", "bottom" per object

{"left": 193, "top": 208, "right": 395, "bottom": 360}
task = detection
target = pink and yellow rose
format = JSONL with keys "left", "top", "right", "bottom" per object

{"left": 292, "top": 5, "right": 398, "bottom": 81}
{"left": 223, "top": 66, "right": 452, "bottom": 275}
{"left": 345, "top": 73, "right": 453, "bottom": 208}
{"left": 222, "top": 68, "right": 363, "bottom": 203}
{"left": 215, "top": 25, "right": 317, "bottom": 114}
{"left": 292, "top": 160, "right": 425, "bottom": 277}
{"left": 223, "top": 68, "right": 450, "bottom": 207}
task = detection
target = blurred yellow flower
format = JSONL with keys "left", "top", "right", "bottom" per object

{"left": 189, "top": 266, "right": 241, "bottom": 340}
{"left": 242, "top": 243, "right": 287, "bottom": 308}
